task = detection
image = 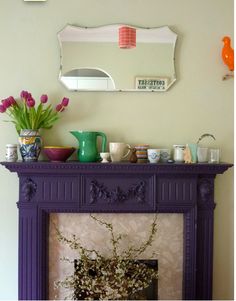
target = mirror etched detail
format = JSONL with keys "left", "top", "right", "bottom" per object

{"left": 58, "top": 24, "right": 178, "bottom": 92}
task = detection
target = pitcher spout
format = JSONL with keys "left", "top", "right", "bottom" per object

{"left": 70, "top": 131, "right": 80, "bottom": 141}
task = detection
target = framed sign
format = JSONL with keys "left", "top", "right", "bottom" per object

{"left": 135, "top": 77, "right": 168, "bottom": 91}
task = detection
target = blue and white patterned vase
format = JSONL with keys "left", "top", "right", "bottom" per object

{"left": 19, "top": 129, "right": 42, "bottom": 162}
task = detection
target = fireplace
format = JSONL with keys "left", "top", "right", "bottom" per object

{"left": 1, "top": 161, "right": 232, "bottom": 300}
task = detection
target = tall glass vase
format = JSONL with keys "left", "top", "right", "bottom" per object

{"left": 19, "top": 129, "right": 42, "bottom": 162}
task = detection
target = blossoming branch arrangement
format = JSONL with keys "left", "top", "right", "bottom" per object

{"left": 0, "top": 90, "right": 69, "bottom": 134}
{"left": 55, "top": 215, "right": 158, "bottom": 300}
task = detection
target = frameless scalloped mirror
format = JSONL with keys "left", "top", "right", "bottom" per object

{"left": 58, "top": 24, "right": 177, "bottom": 92}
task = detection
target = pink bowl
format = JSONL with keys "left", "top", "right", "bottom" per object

{"left": 43, "top": 146, "right": 75, "bottom": 162}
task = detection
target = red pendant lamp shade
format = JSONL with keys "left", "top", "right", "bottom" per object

{"left": 119, "top": 26, "right": 136, "bottom": 49}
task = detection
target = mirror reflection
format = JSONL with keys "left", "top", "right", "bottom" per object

{"left": 58, "top": 24, "right": 178, "bottom": 92}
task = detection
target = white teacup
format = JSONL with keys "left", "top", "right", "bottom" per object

{"left": 109, "top": 142, "right": 131, "bottom": 162}
{"left": 147, "top": 149, "right": 161, "bottom": 163}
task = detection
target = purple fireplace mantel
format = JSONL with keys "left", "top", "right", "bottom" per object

{"left": 1, "top": 161, "right": 233, "bottom": 300}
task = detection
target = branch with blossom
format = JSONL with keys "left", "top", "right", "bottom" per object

{"left": 0, "top": 90, "right": 69, "bottom": 134}
{"left": 55, "top": 214, "right": 158, "bottom": 300}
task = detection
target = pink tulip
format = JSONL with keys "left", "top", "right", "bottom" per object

{"left": 20, "top": 90, "right": 29, "bottom": 99}
{"left": 26, "top": 98, "right": 35, "bottom": 108}
{"left": 2, "top": 98, "right": 11, "bottom": 109}
{"left": 0, "top": 105, "right": 6, "bottom": 113}
{"left": 61, "top": 97, "right": 69, "bottom": 107}
{"left": 8, "top": 96, "right": 16, "bottom": 106}
{"left": 56, "top": 103, "right": 64, "bottom": 112}
{"left": 40, "top": 94, "right": 48, "bottom": 104}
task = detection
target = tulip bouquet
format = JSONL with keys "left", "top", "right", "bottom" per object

{"left": 0, "top": 90, "right": 69, "bottom": 134}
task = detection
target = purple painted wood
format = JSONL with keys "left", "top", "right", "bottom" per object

{"left": 1, "top": 162, "right": 233, "bottom": 300}
{"left": 196, "top": 177, "right": 216, "bottom": 299}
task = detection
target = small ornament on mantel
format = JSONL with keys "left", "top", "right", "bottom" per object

{"left": 129, "top": 147, "right": 138, "bottom": 163}
{"left": 183, "top": 144, "right": 192, "bottom": 163}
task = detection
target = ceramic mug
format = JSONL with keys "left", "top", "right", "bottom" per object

{"left": 109, "top": 142, "right": 131, "bottom": 162}
{"left": 147, "top": 149, "right": 161, "bottom": 163}
{"left": 160, "top": 149, "right": 171, "bottom": 163}
{"left": 5, "top": 144, "right": 18, "bottom": 162}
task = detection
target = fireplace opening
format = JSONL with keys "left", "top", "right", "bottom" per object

{"left": 49, "top": 213, "right": 183, "bottom": 300}
{"left": 74, "top": 259, "right": 158, "bottom": 300}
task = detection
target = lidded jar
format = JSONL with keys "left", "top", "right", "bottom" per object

{"left": 173, "top": 144, "right": 186, "bottom": 162}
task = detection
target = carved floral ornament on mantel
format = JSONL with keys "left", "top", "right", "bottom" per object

{"left": 90, "top": 180, "right": 146, "bottom": 204}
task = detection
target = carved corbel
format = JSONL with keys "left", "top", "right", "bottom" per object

{"left": 22, "top": 178, "right": 37, "bottom": 202}
{"left": 197, "top": 178, "right": 215, "bottom": 209}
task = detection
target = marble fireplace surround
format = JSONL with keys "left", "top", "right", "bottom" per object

{"left": 49, "top": 213, "right": 183, "bottom": 300}
{"left": 1, "top": 161, "right": 232, "bottom": 300}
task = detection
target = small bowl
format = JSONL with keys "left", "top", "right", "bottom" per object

{"left": 43, "top": 146, "right": 75, "bottom": 162}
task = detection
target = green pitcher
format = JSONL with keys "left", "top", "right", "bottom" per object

{"left": 70, "top": 131, "right": 107, "bottom": 162}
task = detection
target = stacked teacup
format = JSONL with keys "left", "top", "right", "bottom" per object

{"left": 135, "top": 144, "right": 149, "bottom": 163}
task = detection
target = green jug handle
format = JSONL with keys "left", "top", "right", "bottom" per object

{"left": 96, "top": 132, "right": 107, "bottom": 152}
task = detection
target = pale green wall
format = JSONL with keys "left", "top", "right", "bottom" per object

{"left": 0, "top": 0, "right": 233, "bottom": 300}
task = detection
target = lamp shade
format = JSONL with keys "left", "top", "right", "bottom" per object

{"left": 119, "top": 26, "right": 136, "bottom": 49}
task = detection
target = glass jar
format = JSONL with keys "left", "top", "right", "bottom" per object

{"left": 173, "top": 145, "right": 186, "bottom": 162}
{"left": 208, "top": 148, "right": 220, "bottom": 163}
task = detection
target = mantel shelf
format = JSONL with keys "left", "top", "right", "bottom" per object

{"left": 1, "top": 161, "right": 233, "bottom": 175}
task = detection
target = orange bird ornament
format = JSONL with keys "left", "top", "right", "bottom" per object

{"left": 222, "top": 36, "right": 234, "bottom": 71}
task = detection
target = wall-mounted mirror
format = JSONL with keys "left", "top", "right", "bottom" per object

{"left": 58, "top": 24, "right": 177, "bottom": 92}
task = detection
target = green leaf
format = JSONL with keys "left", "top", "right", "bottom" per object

{"left": 29, "top": 107, "right": 36, "bottom": 129}
{"left": 33, "top": 103, "right": 43, "bottom": 129}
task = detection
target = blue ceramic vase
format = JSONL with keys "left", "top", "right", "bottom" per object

{"left": 19, "top": 129, "right": 42, "bottom": 162}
